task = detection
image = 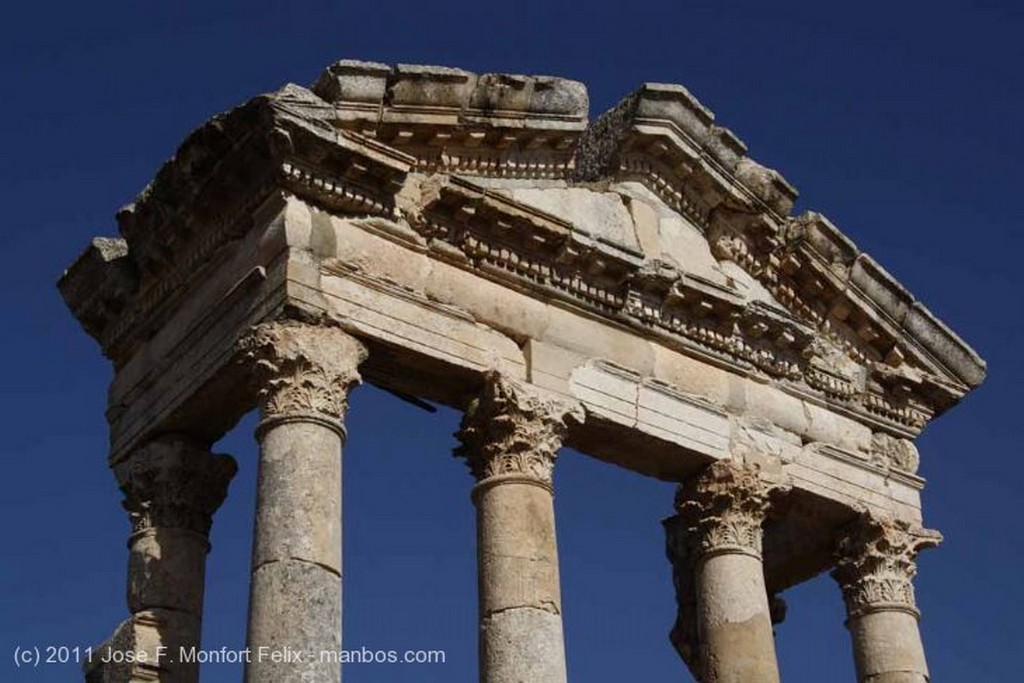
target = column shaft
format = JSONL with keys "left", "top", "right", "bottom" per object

{"left": 89, "top": 434, "right": 236, "bottom": 683}
{"left": 696, "top": 551, "right": 778, "bottom": 683}
{"left": 848, "top": 611, "right": 928, "bottom": 683}
{"left": 669, "top": 460, "right": 789, "bottom": 683}
{"left": 833, "top": 513, "right": 940, "bottom": 683}
{"left": 247, "top": 418, "right": 344, "bottom": 682}
{"left": 239, "top": 321, "right": 365, "bottom": 683}
{"left": 456, "top": 373, "right": 582, "bottom": 683}
{"left": 475, "top": 478, "right": 565, "bottom": 683}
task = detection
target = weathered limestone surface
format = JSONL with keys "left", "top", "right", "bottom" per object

{"left": 833, "top": 513, "right": 940, "bottom": 683}
{"left": 86, "top": 435, "right": 236, "bottom": 683}
{"left": 58, "top": 59, "right": 987, "bottom": 682}
{"left": 457, "top": 373, "right": 583, "bottom": 683}
{"left": 240, "top": 321, "right": 366, "bottom": 683}
{"left": 667, "top": 461, "right": 789, "bottom": 683}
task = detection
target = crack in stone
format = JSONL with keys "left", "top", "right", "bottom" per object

{"left": 252, "top": 556, "right": 342, "bottom": 579}
{"left": 484, "top": 602, "right": 561, "bottom": 618}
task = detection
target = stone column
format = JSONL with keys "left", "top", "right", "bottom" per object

{"left": 455, "top": 373, "right": 583, "bottom": 683}
{"left": 88, "top": 435, "right": 236, "bottom": 683}
{"left": 668, "top": 460, "right": 789, "bottom": 683}
{"left": 832, "top": 513, "right": 941, "bottom": 683}
{"left": 663, "top": 513, "right": 701, "bottom": 679}
{"left": 239, "top": 321, "right": 366, "bottom": 683}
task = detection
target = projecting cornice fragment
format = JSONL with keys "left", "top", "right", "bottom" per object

{"left": 58, "top": 237, "right": 136, "bottom": 342}
{"left": 575, "top": 82, "right": 798, "bottom": 221}
{"left": 312, "top": 60, "right": 588, "bottom": 178}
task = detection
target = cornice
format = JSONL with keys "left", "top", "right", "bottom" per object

{"left": 60, "top": 86, "right": 413, "bottom": 363}
{"left": 398, "top": 173, "right": 940, "bottom": 434}
{"left": 573, "top": 82, "right": 983, "bottom": 401}
{"left": 59, "top": 61, "right": 985, "bottom": 435}
{"left": 312, "top": 60, "right": 588, "bottom": 180}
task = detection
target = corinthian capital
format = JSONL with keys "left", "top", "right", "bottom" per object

{"left": 832, "top": 512, "right": 941, "bottom": 619}
{"left": 114, "top": 435, "right": 237, "bottom": 537}
{"left": 238, "top": 320, "right": 367, "bottom": 425}
{"left": 674, "top": 460, "right": 790, "bottom": 559}
{"left": 455, "top": 373, "right": 584, "bottom": 486}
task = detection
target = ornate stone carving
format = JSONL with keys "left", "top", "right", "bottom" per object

{"left": 674, "top": 460, "right": 791, "bottom": 559}
{"left": 114, "top": 435, "right": 237, "bottom": 537}
{"left": 869, "top": 433, "right": 920, "bottom": 474}
{"left": 238, "top": 320, "right": 367, "bottom": 424}
{"left": 832, "top": 512, "right": 941, "bottom": 619}
{"left": 454, "top": 372, "right": 583, "bottom": 486}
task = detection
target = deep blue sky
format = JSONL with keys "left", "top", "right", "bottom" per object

{"left": 1, "top": 1, "right": 1020, "bottom": 681}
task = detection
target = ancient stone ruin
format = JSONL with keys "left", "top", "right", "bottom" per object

{"left": 60, "top": 60, "right": 986, "bottom": 683}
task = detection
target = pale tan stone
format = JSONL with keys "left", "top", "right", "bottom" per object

{"left": 668, "top": 461, "right": 789, "bottom": 683}
{"left": 60, "top": 59, "right": 988, "bottom": 683}
{"left": 95, "top": 435, "right": 236, "bottom": 683}
{"left": 832, "top": 513, "right": 939, "bottom": 683}
{"left": 457, "top": 374, "right": 579, "bottom": 683}
{"left": 239, "top": 322, "right": 366, "bottom": 683}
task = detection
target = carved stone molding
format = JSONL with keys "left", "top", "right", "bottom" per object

{"left": 832, "top": 512, "right": 941, "bottom": 619}
{"left": 113, "top": 435, "right": 237, "bottom": 538}
{"left": 673, "top": 460, "right": 791, "bottom": 559}
{"left": 454, "top": 372, "right": 583, "bottom": 487}
{"left": 237, "top": 320, "right": 367, "bottom": 428}
{"left": 869, "top": 433, "right": 920, "bottom": 474}
{"left": 61, "top": 62, "right": 985, "bottom": 444}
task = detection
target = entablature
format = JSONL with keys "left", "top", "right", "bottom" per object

{"left": 58, "top": 61, "right": 985, "bottom": 445}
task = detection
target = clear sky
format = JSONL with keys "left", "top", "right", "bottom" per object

{"left": 1, "top": 1, "right": 1020, "bottom": 681}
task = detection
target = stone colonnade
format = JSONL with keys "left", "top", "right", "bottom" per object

{"left": 91, "top": 321, "right": 940, "bottom": 683}
{"left": 665, "top": 462, "right": 939, "bottom": 683}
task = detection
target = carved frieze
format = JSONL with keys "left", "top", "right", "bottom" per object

{"left": 114, "top": 435, "right": 237, "bottom": 537}
{"left": 832, "top": 512, "right": 941, "bottom": 618}
{"left": 237, "top": 320, "right": 367, "bottom": 424}
{"left": 454, "top": 372, "right": 583, "bottom": 486}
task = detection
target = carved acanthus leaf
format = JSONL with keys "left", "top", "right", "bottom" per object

{"left": 455, "top": 372, "right": 584, "bottom": 485}
{"left": 114, "top": 435, "right": 237, "bottom": 536}
{"left": 673, "top": 460, "right": 790, "bottom": 558}
{"left": 237, "top": 320, "right": 367, "bottom": 422}
{"left": 832, "top": 512, "right": 941, "bottom": 618}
